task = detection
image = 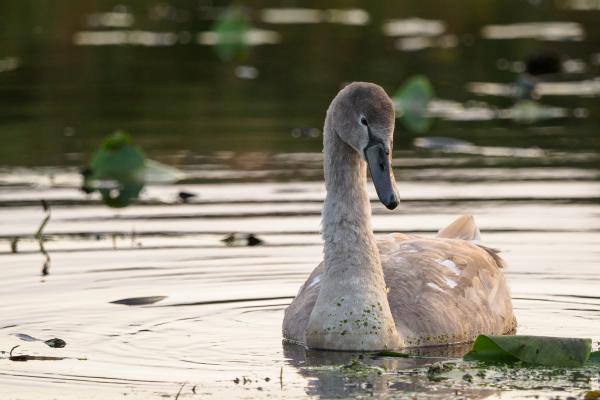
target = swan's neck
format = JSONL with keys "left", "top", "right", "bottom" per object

{"left": 305, "top": 116, "right": 401, "bottom": 350}
{"left": 322, "top": 121, "right": 378, "bottom": 278}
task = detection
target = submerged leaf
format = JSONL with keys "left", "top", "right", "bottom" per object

{"left": 393, "top": 75, "right": 434, "bottom": 133}
{"left": 464, "top": 335, "right": 592, "bottom": 367}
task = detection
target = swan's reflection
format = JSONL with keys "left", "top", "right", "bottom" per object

{"left": 282, "top": 341, "right": 498, "bottom": 398}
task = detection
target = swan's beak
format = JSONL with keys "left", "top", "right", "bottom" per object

{"left": 365, "top": 141, "right": 399, "bottom": 210}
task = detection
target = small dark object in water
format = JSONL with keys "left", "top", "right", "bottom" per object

{"left": 10, "top": 354, "right": 67, "bottom": 362}
{"left": 110, "top": 295, "right": 167, "bottom": 306}
{"left": 427, "top": 362, "right": 454, "bottom": 378}
{"left": 233, "top": 377, "right": 240, "bottom": 384}
{"left": 10, "top": 237, "right": 18, "bottom": 253}
{"left": 9, "top": 345, "right": 81, "bottom": 362}
{"left": 42, "top": 261, "right": 49, "bottom": 276}
{"left": 222, "top": 233, "right": 236, "bottom": 246}
{"left": 462, "top": 373, "right": 473, "bottom": 383}
{"left": 247, "top": 234, "right": 263, "bottom": 246}
{"left": 44, "top": 338, "right": 66, "bottom": 348}
{"left": 222, "top": 233, "right": 264, "bottom": 246}
{"left": 178, "top": 191, "right": 197, "bottom": 203}
{"left": 80, "top": 167, "right": 94, "bottom": 194}
{"left": 525, "top": 49, "right": 562, "bottom": 77}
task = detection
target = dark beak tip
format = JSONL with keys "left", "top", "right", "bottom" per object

{"left": 385, "top": 197, "right": 399, "bottom": 210}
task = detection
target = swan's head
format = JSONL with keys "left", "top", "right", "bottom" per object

{"left": 329, "top": 82, "right": 399, "bottom": 210}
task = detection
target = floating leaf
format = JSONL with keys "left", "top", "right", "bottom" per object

{"left": 393, "top": 75, "right": 434, "bottom": 133}
{"left": 589, "top": 351, "right": 600, "bottom": 364}
{"left": 464, "top": 335, "right": 592, "bottom": 367}
{"left": 90, "top": 131, "right": 145, "bottom": 181}
{"left": 84, "top": 131, "right": 184, "bottom": 208}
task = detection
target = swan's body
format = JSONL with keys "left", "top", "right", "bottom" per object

{"left": 282, "top": 82, "right": 516, "bottom": 350}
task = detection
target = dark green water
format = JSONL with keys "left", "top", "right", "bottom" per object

{"left": 0, "top": 0, "right": 599, "bottom": 169}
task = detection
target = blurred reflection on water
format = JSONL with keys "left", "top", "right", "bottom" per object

{"left": 0, "top": 1, "right": 599, "bottom": 399}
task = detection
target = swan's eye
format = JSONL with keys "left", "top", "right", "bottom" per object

{"left": 360, "top": 117, "right": 368, "bottom": 126}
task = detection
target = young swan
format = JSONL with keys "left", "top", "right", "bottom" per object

{"left": 282, "top": 82, "right": 516, "bottom": 351}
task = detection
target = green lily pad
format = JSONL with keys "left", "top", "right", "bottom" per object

{"left": 393, "top": 75, "right": 434, "bottom": 133}
{"left": 96, "top": 180, "right": 144, "bottom": 208}
{"left": 464, "top": 335, "right": 592, "bottom": 367}
{"left": 213, "top": 4, "right": 252, "bottom": 61}
{"left": 90, "top": 131, "right": 145, "bottom": 181}
{"left": 589, "top": 351, "right": 600, "bottom": 364}
{"left": 84, "top": 131, "right": 183, "bottom": 208}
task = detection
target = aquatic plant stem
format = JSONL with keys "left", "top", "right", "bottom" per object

{"left": 35, "top": 200, "right": 51, "bottom": 276}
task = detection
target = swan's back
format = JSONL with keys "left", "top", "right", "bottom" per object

{"left": 378, "top": 233, "right": 516, "bottom": 346}
{"left": 282, "top": 215, "right": 517, "bottom": 347}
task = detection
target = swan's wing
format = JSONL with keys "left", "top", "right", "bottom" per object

{"left": 282, "top": 262, "right": 324, "bottom": 345}
{"left": 436, "top": 214, "right": 507, "bottom": 268}
{"left": 381, "top": 236, "right": 516, "bottom": 347}
{"left": 436, "top": 214, "right": 481, "bottom": 241}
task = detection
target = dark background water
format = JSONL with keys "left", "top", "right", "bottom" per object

{"left": 0, "top": 0, "right": 598, "bottom": 171}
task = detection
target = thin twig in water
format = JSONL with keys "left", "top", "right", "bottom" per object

{"left": 10, "top": 237, "right": 18, "bottom": 253}
{"left": 280, "top": 366, "right": 283, "bottom": 389}
{"left": 35, "top": 200, "right": 50, "bottom": 239}
{"left": 174, "top": 382, "right": 185, "bottom": 400}
{"left": 36, "top": 200, "right": 51, "bottom": 276}
{"left": 9, "top": 345, "right": 19, "bottom": 358}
